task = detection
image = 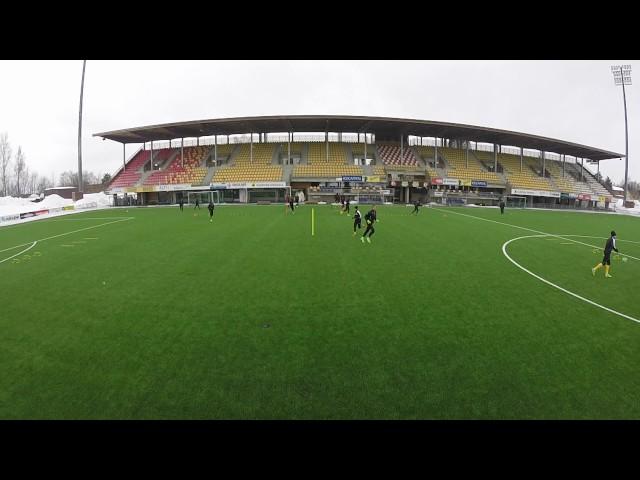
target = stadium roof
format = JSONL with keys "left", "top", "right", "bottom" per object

{"left": 94, "top": 115, "right": 623, "bottom": 161}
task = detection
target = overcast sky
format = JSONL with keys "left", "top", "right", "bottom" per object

{"left": 0, "top": 60, "right": 635, "bottom": 185}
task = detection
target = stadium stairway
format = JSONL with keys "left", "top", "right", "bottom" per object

{"left": 201, "top": 166, "right": 218, "bottom": 186}
{"left": 345, "top": 144, "right": 354, "bottom": 164}
{"left": 411, "top": 147, "right": 427, "bottom": 168}
{"left": 362, "top": 164, "right": 375, "bottom": 177}
{"left": 200, "top": 146, "right": 214, "bottom": 165}
{"left": 470, "top": 150, "right": 508, "bottom": 183}
{"left": 158, "top": 149, "right": 180, "bottom": 170}
{"left": 227, "top": 144, "right": 241, "bottom": 165}
{"left": 282, "top": 163, "right": 294, "bottom": 183}
{"left": 571, "top": 163, "right": 610, "bottom": 196}
{"left": 137, "top": 169, "right": 155, "bottom": 186}
{"left": 271, "top": 145, "right": 281, "bottom": 164}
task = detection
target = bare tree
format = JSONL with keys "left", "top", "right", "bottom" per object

{"left": 59, "top": 170, "right": 79, "bottom": 187}
{"left": 37, "top": 175, "right": 53, "bottom": 194}
{"left": 84, "top": 171, "right": 98, "bottom": 185}
{"left": 101, "top": 173, "right": 112, "bottom": 185}
{"left": 13, "top": 146, "right": 26, "bottom": 196}
{"left": 27, "top": 171, "right": 38, "bottom": 195}
{"left": 0, "top": 132, "right": 12, "bottom": 197}
{"left": 59, "top": 170, "right": 99, "bottom": 187}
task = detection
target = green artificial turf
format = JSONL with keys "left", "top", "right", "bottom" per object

{"left": 1, "top": 204, "right": 639, "bottom": 419}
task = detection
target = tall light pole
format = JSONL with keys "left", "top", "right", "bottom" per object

{"left": 78, "top": 60, "right": 87, "bottom": 194}
{"left": 611, "top": 64, "right": 632, "bottom": 204}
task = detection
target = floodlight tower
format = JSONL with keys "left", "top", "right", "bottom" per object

{"left": 611, "top": 64, "right": 632, "bottom": 204}
{"left": 78, "top": 60, "right": 87, "bottom": 194}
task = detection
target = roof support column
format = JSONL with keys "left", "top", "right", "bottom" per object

{"left": 400, "top": 134, "right": 404, "bottom": 159}
{"left": 250, "top": 133, "right": 253, "bottom": 163}
{"left": 494, "top": 144, "right": 497, "bottom": 172}
{"left": 181, "top": 138, "right": 184, "bottom": 168}
{"left": 520, "top": 147, "right": 523, "bottom": 173}
{"left": 123, "top": 143, "right": 126, "bottom": 171}
{"left": 288, "top": 132, "right": 291, "bottom": 164}
{"left": 580, "top": 158, "right": 583, "bottom": 182}
{"left": 197, "top": 137, "right": 199, "bottom": 147}
{"left": 542, "top": 151, "right": 546, "bottom": 178}
{"left": 325, "top": 130, "right": 328, "bottom": 162}
{"left": 434, "top": 138, "right": 438, "bottom": 168}
{"left": 465, "top": 140, "right": 469, "bottom": 169}
{"left": 364, "top": 133, "right": 367, "bottom": 164}
{"left": 150, "top": 141, "right": 154, "bottom": 171}
{"left": 214, "top": 135, "right": 217, "bottom": 165}
{"left": 597, "top": 160, "right": 600, "bottom": 176}
{"left": 562, "top": 155, "right": 565, "bottom": 178}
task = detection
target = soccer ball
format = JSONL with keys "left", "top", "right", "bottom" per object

{"left": 622, "top": 257, "right": 628, "bottom": 263}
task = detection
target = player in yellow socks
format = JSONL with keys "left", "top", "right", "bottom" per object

{"left": 592, "top": 231, "right": 618, "bottom": 278}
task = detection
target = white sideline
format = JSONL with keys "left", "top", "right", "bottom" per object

{"left": 0, "top": 241, "right": 37, "bottom": 264}
{"left": 502, "top": 235, "right": 640, "bottom": 325}
{"left": 435, "top": 207, "right": 640, "bottom": 324}
{"left": 0, "top": 217, "right": 134, "bottom": 255}
{"left": 437, "top": 208, "right": 640, "bottom": 261}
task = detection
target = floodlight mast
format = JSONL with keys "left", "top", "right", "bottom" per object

{"left": 611, "top": 64, "right": 631, "bottom": 204}
{"left": 78, "top": 60, "right": 87, "bottom": 195}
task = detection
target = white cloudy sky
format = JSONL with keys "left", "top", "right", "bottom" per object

{"left": 0, "top": 60, "right": 635, "bottom": 184}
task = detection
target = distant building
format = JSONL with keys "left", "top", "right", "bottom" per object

{"left": 84, "top": 183, "right": 104, "bottom": 194}
{"left": 611, "top": 185, "right": 624, "bottom": 198}
{"left": 44, "top": 186, "right": 81, "bottom": 200}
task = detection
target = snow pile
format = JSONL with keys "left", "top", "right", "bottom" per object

{"left": 614, "top": 198, "right": 640, "bottom": 216}
{"left": 0, "top": 192, "right": 116, "bottom": 218}
{"left": 75, "top": 192, "right": 112, "bottom": 208}
{"left": 40, "top": 194, "right": 73, "bottom": 210}
{"left": 0, "top": 195, "right": 39, "bottom": 216}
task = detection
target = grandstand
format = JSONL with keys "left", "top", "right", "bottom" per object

{"left": 545, "top": 159, "right": 586, "bottom": 194}
{"left": 493, "top": 152, "right": 557, "bottom": 192}
{"left": 568, "top": 162, "right": 611, "bottom": 197}
{"left": 208, "top": 144, "right": 235, "bottom": 165}
{"left": 377, "top": 143, "right": 422, "bottom": 169}
{"left": 293, "top": 143, "right": 363, "bottom": 178}
{"left": 95, "top": 115, "right": 620, "bottom": 208}
{"left": 108, "top": 150, "right": 151, "bottom": 188}
{"left": 439, "top": 148, "right": 504, "bottom": 184}
{"left": 144, "top": 146, "right": 209, "bottom": 186}
{"left": 212, "top": 143, "right": 283, "bottom": 182}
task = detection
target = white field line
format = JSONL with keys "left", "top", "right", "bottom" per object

{"left": 0, "top": 217, "right": 133, "bottom": 255}
{"left": 502, "top": 234, "right": 640, "bottom": 325}
{"left": 0, "top": 241, "right": 37, "bottom": 264}
{"left": 437, "top": 208, "right": 640, "bottom": 262}
{"left": 568, "top": 235, "right": 640, "bottom": 246}
{"left": 48, "top": 217, "right": 132, "bottom": 221}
